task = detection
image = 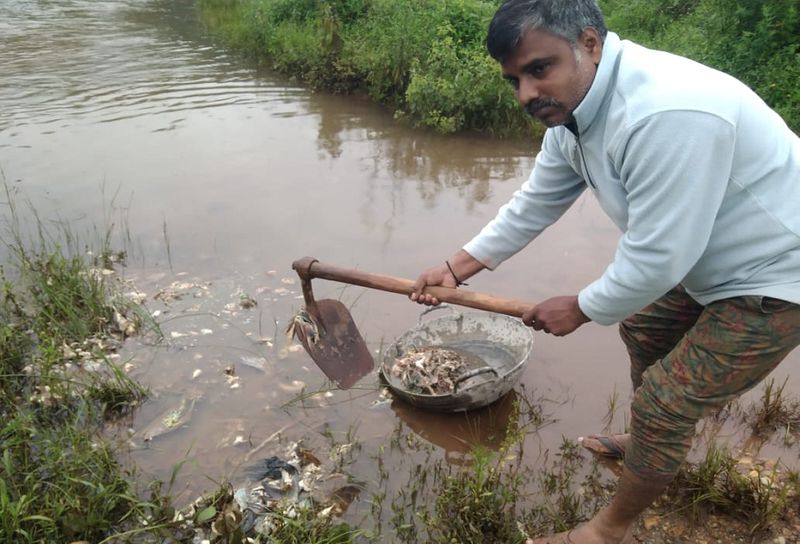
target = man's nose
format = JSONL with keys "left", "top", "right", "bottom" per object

{"left": 517, "top": 76, "right": 540, "bottom": 105}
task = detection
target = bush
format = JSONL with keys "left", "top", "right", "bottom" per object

{"left": 198, "top": 0, "right": 536, "bottom": 136}
{"left": 403, "top": 24, "right": 533, "bottom": 136}
{"left": 601, "top": 0, "right": 800, "bottom": 131}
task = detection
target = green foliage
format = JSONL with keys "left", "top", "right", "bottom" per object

{"left": 601, "top": 0, "right": 800, "bottom": 131}
{"left": 417, "top": 446, "right": 526, "bottom": 543}
{"left": 198, "top": 0, "right": 535, "bottom": 136}
{"left": 403, "top": 23, "right": 534, "bottom": 136}
{"left": 344, "top": 0, "right": 444, "bottom": 103}
{"left": 264, "top": 506, "right": 362, "bottom": 543}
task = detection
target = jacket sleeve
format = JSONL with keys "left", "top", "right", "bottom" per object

{"left": 578, "top": 111, "right": 736, "bottom": 325}
{"left": 463, "top": 130, "right": 587, "bottom": 269}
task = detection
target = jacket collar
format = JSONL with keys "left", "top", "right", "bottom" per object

{"left": 570, "top": 31, "right": 622, "bottom": 135}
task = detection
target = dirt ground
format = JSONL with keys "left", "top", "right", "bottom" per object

{"left": 633, "top": 509, "right": 800, "bottom": 544}
{"left": 590, "top": 453, "right": 800, "bottom": 544}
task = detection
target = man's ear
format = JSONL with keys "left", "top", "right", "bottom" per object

{"left": 580, "top": 27, "right": 603, "bottom": 64}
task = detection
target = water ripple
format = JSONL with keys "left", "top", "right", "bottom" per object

{"left": 0, "top": 0, "right": 304, "bottom": 132}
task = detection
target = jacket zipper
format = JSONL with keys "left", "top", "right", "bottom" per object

{"left": 575, "top": 134, "right": 597, "bottom": 189}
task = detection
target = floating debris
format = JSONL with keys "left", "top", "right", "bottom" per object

{"left": 141, "top": 397, "right": 195, "bottom": 442}
{"left": 245, "top": 456, "right": 298, "bottom": 481}
{"left": 123, "top": 291, "right": 147, "bottom": 305}
{"left": 240, "top": 355, "right": 268, "bottom": 372}
{"left": 390, "top": 346, "right": 484, "bottom": 395}
{"left": 277, "top": 380, "right": 306, "bottom": 394}
{"left": 113, "top": 309, "right": 138, "bottom": 337}
{"left": 153, "top": 280, "right": 211, "bottom": 303}
{"left": 239, "top": 292, "right": 257, "bottom": 309}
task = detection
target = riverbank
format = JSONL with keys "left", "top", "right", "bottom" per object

{"left": 196, "top": 0, "right": 800, "bottom": 136}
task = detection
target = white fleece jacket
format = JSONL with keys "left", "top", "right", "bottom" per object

{"left": 463, "top": 32, "right": 800, "bottom": 325}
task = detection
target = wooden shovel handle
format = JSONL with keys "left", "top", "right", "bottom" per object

{"left": 292, "top": 257, "right": 531, "bottom": 318}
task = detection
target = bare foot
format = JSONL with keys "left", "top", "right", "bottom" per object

{"left": 526, "top": 521, "right": 635, "bottom": 543}
{"left": 579, "top": 433, "right": 630, "bottom": 459}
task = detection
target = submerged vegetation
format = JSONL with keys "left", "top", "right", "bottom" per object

{"left": 196, "top": 0, "right": 800, "bottom": 135}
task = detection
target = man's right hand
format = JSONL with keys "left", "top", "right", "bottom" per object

{"left": 410, "top": 250, "right": 486, "bottom": 305}
{"left": 410, "top": 263, "right": 457, "bottom": 306}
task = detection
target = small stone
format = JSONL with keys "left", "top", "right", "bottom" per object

{"left": 643, "top": 515, "right": 660, "bottom": 530}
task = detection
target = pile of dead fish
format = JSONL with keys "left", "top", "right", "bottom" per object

{"left": 180, "top": 441, "right": 360, "bottom": 543}
{"left": 390, "top": 345, "right": 480, "bottom": 395}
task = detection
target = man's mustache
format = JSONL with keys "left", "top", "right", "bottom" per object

{"left": 525, "top": 98, "right": 561, "bottom": 116}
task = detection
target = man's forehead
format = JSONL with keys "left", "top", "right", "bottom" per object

{"left": 501, "top": 28, "right": 570, "bottom": 70}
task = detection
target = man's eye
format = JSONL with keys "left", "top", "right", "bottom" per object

{"left": 505, "top": 78, "right": 519, "bottom": 90}
{"left": 528, "top": 64, "right": 547, "bottom": 75}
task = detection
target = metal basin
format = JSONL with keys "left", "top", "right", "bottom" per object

{"left": 380, "top": 307, "right": 534, "bottom": 412}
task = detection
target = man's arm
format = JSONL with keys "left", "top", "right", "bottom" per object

{"left": 411, "top": 130, "right": 585, "bottom": 304}
{"left": 463, "top": 130, "right": 587, "bottom": 269}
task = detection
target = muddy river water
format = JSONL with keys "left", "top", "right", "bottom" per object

{"left": 2, "top": 0, "right": 799, "bottom": 531}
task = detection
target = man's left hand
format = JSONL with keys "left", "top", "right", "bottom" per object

{"left": 522, "top": 295, "right": 590, "bottom": 336}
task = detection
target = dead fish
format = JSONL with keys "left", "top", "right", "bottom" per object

{"left": 390, "top": 346, "right": 484, "bottom": 395}
{"left": 141, "top": 397, "right": 195, "bottom": 442}
{"left": 285, "top": 310, "right": 319, "bottom": 346}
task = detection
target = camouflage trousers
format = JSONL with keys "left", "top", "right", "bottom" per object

{"left": 619, "top": 285, "right": 800, "bottom": 480}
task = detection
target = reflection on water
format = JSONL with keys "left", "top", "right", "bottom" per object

{"left": 390, "top": 391, "right": 517, "bottom": 464}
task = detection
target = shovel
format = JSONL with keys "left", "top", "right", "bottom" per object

{"left": 290, "top": 257, "right": 533, "bottom": 389}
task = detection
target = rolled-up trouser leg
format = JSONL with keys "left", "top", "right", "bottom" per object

{"left": 626, "top": 296, "right": 800, "bottom": 480}
{"left": 619, "top": 285, "right": 704, "bottom": 390}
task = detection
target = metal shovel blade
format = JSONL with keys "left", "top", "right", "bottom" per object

{"left": 295, "top": 298, "right": 374, "bottom": 389}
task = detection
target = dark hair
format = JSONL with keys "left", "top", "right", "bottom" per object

{"left": 487, "top": 0, "right": 608, "bottom": 62}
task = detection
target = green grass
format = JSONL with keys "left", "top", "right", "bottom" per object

{"left": 0, "top": 193, "right": 168, "bottom": 542}
{"left": 601, "top": 0, "right": 800, "bottom": 132}
{"left": 666, "top": 442, "right": 800, "bottom": 535}
{"left": 744, "top": 378, "right": 800, "bottom": 442}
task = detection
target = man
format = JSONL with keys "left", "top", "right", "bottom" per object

{"left": 410, "top": 0, "right": 800, "bottom": 542}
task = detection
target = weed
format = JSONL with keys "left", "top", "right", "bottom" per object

{"left": 744, "top": 378, "right": 800, "bottom": 442}
{"left": 520, "top": 438, "right": 614, "bottom": 536}
{"left": 666, "top": 442, "right": 795, "bottom": 535}
{"left": 0, "top": 191, "right": 181, "bottom": 543}
{"left": 602, "top": 385, "right": 620, "bottom": 431}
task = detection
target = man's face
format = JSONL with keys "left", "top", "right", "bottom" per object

{"left": 501, "top": 27, "right": 602, "bottom": 127}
